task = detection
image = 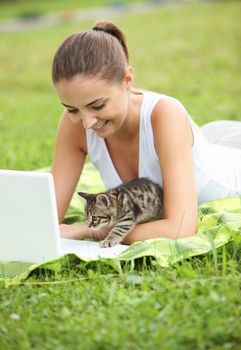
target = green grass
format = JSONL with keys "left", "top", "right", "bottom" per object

{"left": 0, "top": 1, "right": 241, "bottom": 349}
{"left": 0, "top": 0, "right": 141, "bottom": 20}
{"left": 0, "top": 1, "right": 240, "bottom": 170}
{"left": 0, "top": 250, "right": 240, "bottom": 350}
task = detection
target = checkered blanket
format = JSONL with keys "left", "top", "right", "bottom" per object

{"left": 1, "top": 163, "right": 240, "bottom": 286}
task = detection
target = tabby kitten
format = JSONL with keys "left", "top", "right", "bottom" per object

{"left": 78, "top": 177, "right": 163, "bottom": 248}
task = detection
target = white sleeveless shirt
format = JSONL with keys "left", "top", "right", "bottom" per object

{"left": 86, "top": 91, "right": 241, "bottom": 204}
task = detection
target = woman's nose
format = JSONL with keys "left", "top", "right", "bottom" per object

{"left": 82, "top": 114, "right": 97, "bottom": 129}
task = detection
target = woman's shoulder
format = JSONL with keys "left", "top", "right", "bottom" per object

{"left": 149, "top": 92, "right": 193, "bottom": 148}
{"left": 140, "top": 89, "right": 188, "bottom": 113}
{"left": 140, "top": 89, "right": 189, "bottom": 121}
{"left": 151, "top": 95, "right": 189, "bottom": 126}
{"left": 143, "top": 89, "right": 184, "bottom": 105}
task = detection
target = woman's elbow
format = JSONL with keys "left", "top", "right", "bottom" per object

{"left": 168, "top": 216, "right": 197, "bottom": 239}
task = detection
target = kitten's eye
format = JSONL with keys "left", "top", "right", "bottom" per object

{"left": 98, "top": 215, "right": 111, "bottom": 223}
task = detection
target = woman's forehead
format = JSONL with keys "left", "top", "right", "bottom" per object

{"left": 56, "top": 75, "right": 109, "bottom": 93}
{"left": 56, "top": 76, "right": 121, "bottom": 106}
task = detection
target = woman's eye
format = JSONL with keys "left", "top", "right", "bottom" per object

{"left": 93, "top": 104, "right": 105, "bottom": 111}
{"left": 67, "top": 109, "right": 79, "bottom": 114}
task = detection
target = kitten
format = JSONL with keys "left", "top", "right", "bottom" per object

{"left": 78, "top": 177, "right": 163, "bottom": 248}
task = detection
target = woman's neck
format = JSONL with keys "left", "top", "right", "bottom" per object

{"left": 109, "top": 90, "right": 143, "bottom": 142}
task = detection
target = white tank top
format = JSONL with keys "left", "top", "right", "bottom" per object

{"left": 86, "top": 91, "right": 241, "bottom": 204}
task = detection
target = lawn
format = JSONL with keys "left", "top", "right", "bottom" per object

{"left": 0, "top": 1, "right": 241, "bottom": 349}
{"left": 0, "top": 0, "right": 142, "bottom": 20}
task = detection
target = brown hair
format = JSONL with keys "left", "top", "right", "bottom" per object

{"left": 52, "top": 20, "right": 129, "bottom": 84}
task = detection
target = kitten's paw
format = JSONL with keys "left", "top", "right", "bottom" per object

{"left": 99, "top": 239, "right": 117, "bottom": 248}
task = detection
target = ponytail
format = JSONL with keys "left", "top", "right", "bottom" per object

{"left": 92, "top": 21, "right": 129, "bottom": 63}
{"left": 52, "top": 21, "right": 129, "bottom": 84}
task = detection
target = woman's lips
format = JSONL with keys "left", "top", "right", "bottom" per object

{"left": 92, "top": 121, "right": 108, "bottom": 131}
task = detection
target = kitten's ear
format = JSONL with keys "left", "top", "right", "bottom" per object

{"left": 96, "top": 194, "right": 111, "bottom": 208}
{"left": 77, "top": 192, "right": 95, "bottom": 202}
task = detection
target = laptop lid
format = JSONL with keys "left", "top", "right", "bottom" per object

{"left": 0, "top": 170, "right": 61, "bottom": 263}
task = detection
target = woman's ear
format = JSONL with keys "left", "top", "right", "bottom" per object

{"left": 124, "top": 66, "right": 134, "bottom": 89}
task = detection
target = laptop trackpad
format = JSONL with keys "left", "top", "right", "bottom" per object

{"left": 61, "top": 238, "right": 129, "bottom": 260}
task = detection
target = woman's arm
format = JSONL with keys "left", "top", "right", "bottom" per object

{"left": 59, "top": 223, "right": 110, "bottom": 241}
{"left": 122, "top": 219, "right": 185, "bottom": 244}
{"left": 51, "top": 111, "right": 87, "bottom": 223}
{"left": 123, "top": 98, "right": 198, "bottom": 243}
{"left": 57, "top": 98, "right": 198, "bottom": 243}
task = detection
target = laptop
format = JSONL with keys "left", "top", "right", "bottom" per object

{"left": 0, "top": 170, "right": 128, "bottom": 263}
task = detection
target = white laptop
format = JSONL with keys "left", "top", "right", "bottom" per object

{"left": 0, "top": 170, "right": 128, "bottom": 263}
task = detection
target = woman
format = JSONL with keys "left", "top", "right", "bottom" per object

{"left": 51, "top": 21, "right": 241, "bottom": 244}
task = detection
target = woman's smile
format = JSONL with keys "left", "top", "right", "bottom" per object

{"left": 92, "top": 120, "right": 109, "bottom": 131}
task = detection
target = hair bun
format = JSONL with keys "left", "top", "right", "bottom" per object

{"left": 92, "top": 20, "right": 129, "bottom": 62}
{"left": 92, "top": 26, "right": 106, "bottom": 33}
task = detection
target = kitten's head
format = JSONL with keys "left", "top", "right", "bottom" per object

{"left": 77, "top": 191, "right": 117, "bottom": 230}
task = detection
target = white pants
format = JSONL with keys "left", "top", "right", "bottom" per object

{"left": 200, "top": 120, "right": 241, "bottom": 150}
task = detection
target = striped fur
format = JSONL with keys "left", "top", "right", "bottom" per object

{"left": 78, "top": 178, "right": 163, "bottom": 248}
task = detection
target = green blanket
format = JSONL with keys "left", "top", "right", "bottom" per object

{"left": 0, "top": 162, "right": 241, "bottom": 286}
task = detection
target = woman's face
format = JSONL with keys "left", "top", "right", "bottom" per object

{"left": 55, "top": 74, "right": 130, "bottom": 137}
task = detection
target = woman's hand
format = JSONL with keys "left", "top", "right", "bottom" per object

{"left": 59, "top": 223, "right": 111, "bottom": 241}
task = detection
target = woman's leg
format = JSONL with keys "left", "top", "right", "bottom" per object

{"left": 200, "top": 120, "right": 241, "bottom": 149}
